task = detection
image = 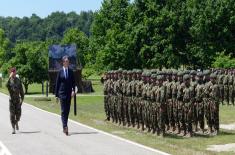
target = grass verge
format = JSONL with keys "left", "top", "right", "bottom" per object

{"left": 1, "top": 79, "right": 235, "bottom": 155}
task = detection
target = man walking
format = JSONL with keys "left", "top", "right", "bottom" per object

{"left": 6, "top": 67, "right": 24, "bottom": 134}
{"left": 55, "top": 56, "right": 75, "bottom": 136}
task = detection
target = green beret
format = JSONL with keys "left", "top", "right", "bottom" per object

{"left": 183, "top": 74, "right": 190, "bottom": 80}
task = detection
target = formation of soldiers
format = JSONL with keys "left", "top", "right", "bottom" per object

{"left": 103, "top": 69, "right": 235, "bottom": 137}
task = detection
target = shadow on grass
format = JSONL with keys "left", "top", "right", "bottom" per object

{"left": 219, "top": 130, "right": 235, "bottom": 136}
{"left": 26, "top": 92, "right": 43, "bottom": 95}
{"left": 164, "top": 133, "right": 184, "bottom": 139}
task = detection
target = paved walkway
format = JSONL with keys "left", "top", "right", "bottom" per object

{"left": 0, "top": 93, "right": 169, "bottom": 155}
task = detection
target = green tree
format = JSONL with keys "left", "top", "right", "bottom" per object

{"left": 91, "top": 0, "right": 132, "bottom": 71}
{"left": 7, "top": 42, "right": 48, "bottom": 93}
{"left": 0, "top": 29, "right": 11, "bottom": 67}
{"left": 61, "top": 28, "right": 89, "bottom": 68}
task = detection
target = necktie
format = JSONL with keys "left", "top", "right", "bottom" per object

{"left": 66, "top": 69, "right": 68, "bottom": 79}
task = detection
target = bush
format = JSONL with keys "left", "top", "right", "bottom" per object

{"left": 82, "top": 68, "right": 96, "bottom": 80}
{"left": 212, "top": 52, "right": 235, "bottom": 68}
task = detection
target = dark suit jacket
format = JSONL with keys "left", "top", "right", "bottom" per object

{"left": 55, "top": 68, "right": 75, "bottom": 100}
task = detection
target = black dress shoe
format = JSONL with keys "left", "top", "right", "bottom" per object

{"left": 16, "top": 123, "right": 19, "bottom": 130}
{"left": 63, "top": 127, "right": 69, "bottom": 136}
{"left": 12, "top": 128, "right": 16, "bottom": 134}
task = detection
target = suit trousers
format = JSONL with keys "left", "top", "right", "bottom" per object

{"left": 60, "top": 98, "right": 71, "bottom": 128}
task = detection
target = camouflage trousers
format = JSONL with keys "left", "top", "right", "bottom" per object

{"left": 229, "top": 85, "right": 234, "bottom": 105}
{"left": 184, "top": 103, "right": 193, "bottom": 134}
{"left": 205, "top": 98, "right": 219, "bottom": 132}
{"left": 9, "top": 98, "right": 22, "bottom": 128}
{"left": 104, "top": 95, "right": 111, "bottom": 120}
{"left": 224, "top": 86, "right": 229, "bottom": 104}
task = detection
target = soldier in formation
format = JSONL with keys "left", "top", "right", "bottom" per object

{"left": 103, "top": 68, "right": 235, "bottom": 137}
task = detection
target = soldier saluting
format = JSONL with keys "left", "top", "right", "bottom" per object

{"left": 6, "top": 67, "right": 24, "bottom": 134}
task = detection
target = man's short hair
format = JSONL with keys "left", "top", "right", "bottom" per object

{"left": 62, "top": 55, "right": 69, "bottom": 62}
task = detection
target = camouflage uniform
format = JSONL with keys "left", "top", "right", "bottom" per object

{"left": 210, "top": 74, "right": 220, "bottom": 134}
{"left": 141, "top": 72, "right": 151, "bottom": 131}
{"left": 156, "top": 75, "right": 167, "bottom": 136}
{"left": 217, "top": 74, "right": 224, "bottom": 105}
{"left": 228, "top": 75, "right": 234, "bottom": 105}
{"left": 195, "top": 72, "right": 205, "bottom": 132}
{"left": 6, "top": 76, "right": 24, "bottom": 132}
{"left": 125, "top": 71, "right": 133, "bottom": 127}
{"left": 104, "top": 73, "right": 111, "bottom": 121}
{"left": 176, "top": 72, "right": 184, "bottom": 134}
{"left": 190, "top": 70, "right": 198, "bottom": 131}
{"left": 171, "top": 71, "right": 179, "bottom": 133}
{"left": 223, "top": 75, "right": 229, "bottom": 105}
{"left": 182, "top": 74, "right": 193, "bottom": 136}
{"left": 135, "top": 71, "right": 143, "bottom": 129}
{"left": 150, "top": 74, "right": 158, "bottom": 134}
{"left": 164, "top": 71, "right": 174, "bottom": 132}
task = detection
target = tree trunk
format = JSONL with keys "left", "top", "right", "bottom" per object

{"left": 24, "top": 83, "right": 29, "bottom": 94}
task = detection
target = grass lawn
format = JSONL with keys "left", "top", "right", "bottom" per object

{"left": 1, "top": 79, "right": 235, "bottom": 155}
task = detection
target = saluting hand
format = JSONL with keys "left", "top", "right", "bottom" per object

{"left": 9, "top": 72, "right": 14, "bottom": 79}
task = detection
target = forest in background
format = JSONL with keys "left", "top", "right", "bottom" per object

{"left": 0, "top": 0, "right": 235, "bottom": 91}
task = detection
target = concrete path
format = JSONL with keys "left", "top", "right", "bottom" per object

{"left": 0, "top": 93, "right": 169, "bottom": 155}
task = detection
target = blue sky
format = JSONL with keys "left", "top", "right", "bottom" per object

{"left": 0, "top": 0, "right": 104, "bottom": 18}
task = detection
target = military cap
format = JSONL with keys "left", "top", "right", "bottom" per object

{"left": 183, "top": 70, "right": 190, "bottom": 75}
{"left": 128, "top": 70, "right": 133, "bottom": 74}
{"left": 122, "top": 70, "right": 127, "bottom": 74}
{"left": 210, "top": 73, "right": 217, "bottom": 78}
{"left": 190, "top": 70, "right": 197, "bottom": 75}
{"left": 167, "top": 70, "right": 173, "bottom": 75}
{"left": 150, "top": 69, "right": 158, "bottom": 74}
{"left": 197, "top": 72, "right": 203, "bottom": 77}
{"left": 145, "top": 72, "right": 151, "bottom": 77}
{"left": 203, "top": 70, "right": 211, "bottom": 75}
{"left": 157, "top": 75, "right": 164, "bottom": 80}
{"left": 136, "top": 69, "right": 142, "bottom": 74}
{"left": 183, "top": 74, "right": 190, "bottom": 80}
{"left": 172, "top": 70, "right": 178, "bottom": 75}
{"left": 177, "top": 71, "right": 184, "bottom": 76}
{"left": 151, "top": 74, "right": 157, "bottom": 78}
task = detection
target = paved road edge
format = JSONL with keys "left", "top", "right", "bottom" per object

{"left": 0, "top": 93, "right": 170, "bottom": 155}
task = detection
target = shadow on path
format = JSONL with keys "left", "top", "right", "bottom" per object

{"left": 69, "top": 131, "right": 98, "bottom": 136}
{"left": 19, "top": 131, "right": 41, "bottom": 134}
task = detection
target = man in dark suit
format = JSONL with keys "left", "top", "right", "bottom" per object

{"left": 55, "top": 56, "right": 75, "bottom": 136}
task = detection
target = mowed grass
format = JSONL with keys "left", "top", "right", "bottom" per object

{"left": 1, "top": 78, "right": 235, "bottom": 155}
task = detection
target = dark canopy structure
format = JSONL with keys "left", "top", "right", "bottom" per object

{"left": 48, "top": 45, "right": 83, "bottom": 93}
